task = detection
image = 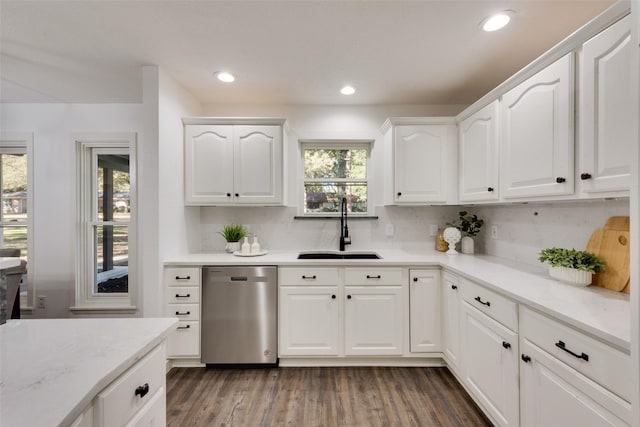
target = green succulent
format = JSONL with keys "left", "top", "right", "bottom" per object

{"left": 218, "top": 224, "right": 247, "bottom": 242}
{"left": 538, "top": 247, "right": 606, "bottom": 273}
{"left": 448, "top": 211, "right": 484, "bottom": 237}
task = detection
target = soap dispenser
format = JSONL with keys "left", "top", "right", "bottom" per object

{"left": 241, "top": 236, "right": 251, "bottom": 254}
{"left": 251, "top": 236, "right": 261, "bottom": 253}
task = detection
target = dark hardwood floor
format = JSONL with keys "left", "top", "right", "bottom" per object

{"left": 166, "top": 366, "right": 493, "bottom": 426}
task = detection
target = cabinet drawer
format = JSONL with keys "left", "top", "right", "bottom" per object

{"left": 164, "top": 267, "right": 200, "bottom": 287}
{"left": 167, "top": 321, "right": 200, "bottom": 358}
{"left": 167, "top": 286, "right": 199, "bottom": 303}
{"left": 96, "top": 343, "right": 166, "bottom": 426}
{"left": 520, "top": 306, "right": 630, "bottom": 402}
{"left": 279, "top": 267, "right": 340, "bottom": 286}
{"left": 166, "top": 303, "right": 199, "bottom": 321}
{"left": 344, "top": 268, "right": 404, "bottom": 285}
{"left": 460, "top": 278, "right": 518, "bottom": 331}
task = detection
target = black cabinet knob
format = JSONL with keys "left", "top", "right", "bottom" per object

{"left": 347, "top": 295, "right": 352, "bottom": 299}
{"left": 556, "top": 177, "right": 566, "bottom": 183}
{"left": 487, "top": 187, "right": 494, "bottom": 192}
{"left": 226, "top": 193, "right": 231, "bottom": 197}
{"left": 580, "top": 173, "right": 592, "bottom": 180}
{"left": 521, "top": 354, "right": 531, "bottom": 363}
{"left": 331, "top": 294, "right": 336, "bottom": 299}
{"left": 413, "top": 277, "right": 418, "bottom": 282}
{"left": 397, "top": 192, "right": 402, "bottom": 197}
{"left": 135, "top": 383, "right": 150, "bottom": 398}
{"left": 235, "top": 193, "right": 239, "bottom": 197}
{"left": 451, "top": 285, "right": 458, "bottom": 290}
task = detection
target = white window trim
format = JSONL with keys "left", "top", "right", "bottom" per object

{"left": 0, "top": 132, "right": 34, "bottom": 311}
{"left": 298, "top": 139, "right": 373, "bottom": 216}
{"left": 72, "top": 133, "right": 137, "bottom": 311}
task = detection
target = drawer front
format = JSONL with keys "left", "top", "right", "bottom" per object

{"left": 344, "top": 268, "right": 404, "bottom": 285}
{"left": 520, "top": 306, "right": 630, "bottom": 402}
{"left": 166, "top": 303, "right": 199, "bottom": 321}
{"left": 279, "top": 267, "right": 340, "bottom": 286}
{"left": 167, "top": 286, "right": 199, "bottom": 303}
{"left": 97, "top": 343, "right": 166, "bottom": 426}
{"left": 460, "top": 278, "right": 518, "bottom": 331}
{"left": 167, "top": 321, "right": 200, "bottom": 358}
{"left": 164, "top": 267, "right": 201, "bottom": 287}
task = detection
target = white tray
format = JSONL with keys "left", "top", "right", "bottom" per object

{"left": 233, "top": 250, "right": 268, "bottom": 257}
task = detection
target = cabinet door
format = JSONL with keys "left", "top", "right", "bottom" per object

{"left": 345, "top": 286, "right": 404, "bottom": 355}
{"left": 234, "top": 125, "right": 283, "bottom": 205}
{"left": 184, "top": 125, "right": 234, "bottom": 205}
{"left": 501, "top": 53, "right": 574, "bottom": 199}
{"left": 124, "top": 387, "right": 166, "bottom": 427}
{"left": 461, "top": 301, "right": 519, "bottom": 427}
{"left": 393, "top": 125, "right": 452, "bottom": 203}
{"left": 459, "top": 100, "right": 500, "bottom": 202}
{"left": 520, "top": 338, "right": 630, "bottom": 427}
{"left": 409, "top": 270, "right": 441, "bottom": 353}
{"left": 442, "top": 272, "right": 461, "bottom": 370}
{"left": 279, "top": 286, "right": 340, "bottom": 356}
{"left": 579, "top": 15, "right": 632, "bottom": 194}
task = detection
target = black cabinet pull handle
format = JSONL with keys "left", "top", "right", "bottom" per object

{"left": 451, "top": 285, "right": 458, "bottom": 290}
{"left": 347, "top": 295, "right": 352, "bottom": 299}
{"left": 135, "top": 383, "right": 150, "bottom": 398}
{"left": 175, "top": 275, "right": 191, "bottom": 280}
{"left": 175, "top": 311, "right": 191, "bottom": 316}
{"left": 331, "top": 294, "right": 336, "bottom": 299}
{"left": 555, "top": 340, "right": 589, "bottom": 361}
{"left": 226, "top": 193, "right": 231, "bottom": 197}
{"left": 487, "top": 187, "right": 494, "bottom": 192}
{"left": 175, "top": 294, "right": 191, "bottom": 298}
{"left": 521, "top": 354, "right": 531, "bottom": 363}
{"left": 474, "top": 296, "right": 491, "bottom": 307}
{"left": 366, "top": 275, "right": 382, "bottom": 279}
{"left": 177, "top": 324, "right": 191, "bottom": 330}
{"left": 302, "top": 275, "right": 317, "bottom": 279}
{"left": 580, "top": 173, "right": 592, "bottom": 180}
{"left": 502, "top": 341, "right": 511, "bottom": 349}
{"left": 397, "top": 192, "right": 402, "bottom": 196}
{"left": 556, "top": 177, "right": 566, "bottom": 183}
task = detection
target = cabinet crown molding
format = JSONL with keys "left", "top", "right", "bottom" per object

{"left": 182, "top": 117, "right": 287, "bottom": 127}
{"left": 380, "top": 117, "right": 456, "bottom": 133}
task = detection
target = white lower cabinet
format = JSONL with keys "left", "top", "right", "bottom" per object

{"left": 164, "top": 267, "right": 201, "bottom": 359}
{"left": 409, "top": 269, "right": 441, "bottom": 353}
{"left": 441, "top": 272, "right": 461, "bottom": 370}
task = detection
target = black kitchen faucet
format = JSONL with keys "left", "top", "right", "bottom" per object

{"left": 339, "top": 197, "right": 351, "bottom": 251}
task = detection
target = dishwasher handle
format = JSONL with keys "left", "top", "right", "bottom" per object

{"left": 230, "top": 276, "right": 248, "bottom": 281}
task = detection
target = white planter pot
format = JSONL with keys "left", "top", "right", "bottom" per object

{"left": 225, "top": 241, "right": 240, "bottom": 253}
{"left": 461, "top": 236, "right": 474, "bottom": 254}
{"left": 548, "top": 266, "right": 593, "bottom": 286}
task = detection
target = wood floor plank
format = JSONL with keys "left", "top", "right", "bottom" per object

{"left": 166, "top": 367, "right": 493, "bottom": 427}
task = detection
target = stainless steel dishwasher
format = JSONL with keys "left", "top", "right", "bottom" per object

{"left": 201, "top": 266, "right": 278, "bottom": 366}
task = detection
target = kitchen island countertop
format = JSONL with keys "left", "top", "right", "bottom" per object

{"left": 0, "top": 317, "right": 178, "bottom": 427}
{"left": 164, "top": 249, "right": 630, "bottom": 351}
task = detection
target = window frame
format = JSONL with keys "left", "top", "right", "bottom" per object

{"left": 0, "top": 132, "right": 34, "bottom": 311}
{"left": 298, "top": 140, "right": 373, "bottom": 217}
{"left": 73, "top": 133, "right": 137, "bottom": 311}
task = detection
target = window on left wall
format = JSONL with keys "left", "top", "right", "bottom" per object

{"left": 74, "top": 134, "right": 136, "bottom": 311}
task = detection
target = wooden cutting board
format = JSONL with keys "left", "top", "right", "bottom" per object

{"left": 587, "top": 216, "right": 630, "bottom": 293}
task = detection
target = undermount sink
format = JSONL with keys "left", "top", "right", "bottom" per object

{"left": 297, "top": 251, "right": 382, "bottom": 260}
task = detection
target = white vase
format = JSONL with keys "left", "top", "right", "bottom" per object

{"left": 548, "top": 266, "right": 593, "bottom": 286}
{"left": 461, "top": 236, "right": 474, "bottom": 254}
{"left": 443, "top": 227, "right": 461, "bottom": 255}
{"left": 225, "top": 241, "right": 240, "bottom": 253}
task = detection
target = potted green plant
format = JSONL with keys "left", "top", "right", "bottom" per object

{"left": 448, "top": 211, "right": 484, "bottom": 254}
{"left": 218, "top": 224, "right": 247, "bottom": 253}
{"left": 538, "top": 247, "right": 606, "bottom": 286}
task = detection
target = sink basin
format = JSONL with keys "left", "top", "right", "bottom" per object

{"left": 297, "top": 251, "right": 382, "bottom": 260}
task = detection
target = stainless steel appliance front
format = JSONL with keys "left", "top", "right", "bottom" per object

{"left": 201, "top": 266, "right": 278, "bottom": 366}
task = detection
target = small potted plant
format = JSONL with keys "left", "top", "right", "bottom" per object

{"left": 218, "top": 224, "right": 247, "bottom": 253}
{"left": 448, "top": 211, "right": 484, "bottom": 254}
{"left": 538, "top": 247, "right": 606, "bottom": 286}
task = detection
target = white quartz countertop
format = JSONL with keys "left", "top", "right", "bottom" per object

{"left": 165, "top": 249, "right": 631, "bottom": 350}
{"left": 0, "top": 257, "right": 20, "bottom": 270}
{"left": 0, "top": 317, "right": 178, "bottom": 427}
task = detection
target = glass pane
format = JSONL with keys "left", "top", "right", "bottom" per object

{"left": 94, "top": 225, "right": 129, "bottom": 294}
{"left": 1, "top": 153, "right": 27, "bottom": 223}
{"left": 97, "top": 154, "right": 130, "bottom": 222}
{"left": 0, "top": 225, "right": 28, "bottom": 309}
{"left": 304, "top": 148, "right": 367, "bottom": 179}
{"left": 303, "top": 182, "right": 367, "bottom": 213}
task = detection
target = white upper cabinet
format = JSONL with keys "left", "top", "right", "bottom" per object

{"left": 578, "top": 15, "right": 632, "bottom": 194}
{"left": 183, "top": 118, "right": 285, "bottom": 205}
{"left": 458, "top": 100, "right": 500, "bottom": 202}
{"left": 382, "top": 118, "right": 457, "bottom": 205}
{"left": 501, "top": 53, "right": 575, "bottom": 199}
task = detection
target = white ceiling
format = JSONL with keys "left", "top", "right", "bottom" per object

{"left": 0, "top": 0, "right": 615, "bottom": 106}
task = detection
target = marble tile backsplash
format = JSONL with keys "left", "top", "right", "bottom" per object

{"left": 198, "top": 200, "right": 629, "bottom": 269}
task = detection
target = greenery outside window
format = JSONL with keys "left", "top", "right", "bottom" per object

{"left": 301, "top": 141, "right": 371, "bottom": 215}
{"left": 74, "top": 134, "right": 136, "bottom": 311}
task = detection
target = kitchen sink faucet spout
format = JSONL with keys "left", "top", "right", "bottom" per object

{"left": 339, "top": 197, "right": 351, "bottom": 251}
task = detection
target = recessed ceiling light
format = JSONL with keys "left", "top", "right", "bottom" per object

{"left": 216, "top": 72, "right": 235, "bottom": 83}
{"left": 341, "top": 85, "right": 355, "bottom": 95}
{"left": 482, "top": 13, "right": 511, "bottom": 32}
